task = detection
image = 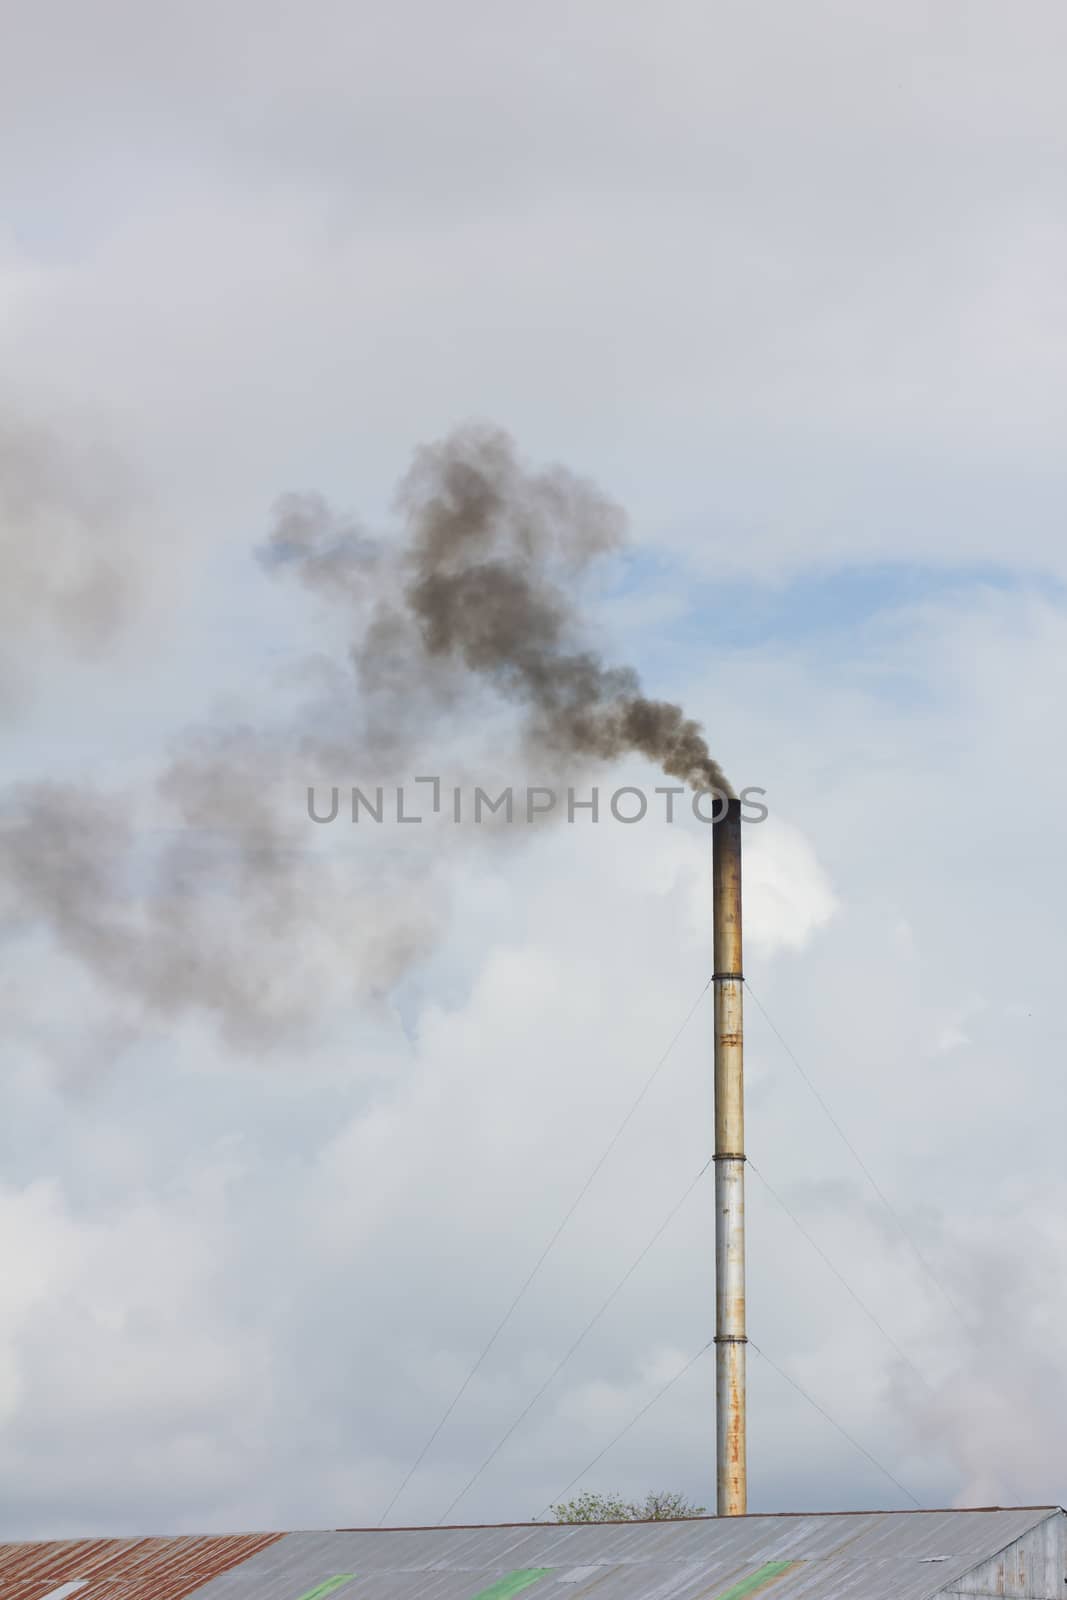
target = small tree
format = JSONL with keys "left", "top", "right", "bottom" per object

{"left": 550, "top": 1490, "right": 706, "bottom": 1523}
{"left": 637, "top": 1490, "right": 707, "bottom": 1521}
{"left": 549, "top": 1491, "right": 632, "bottom": 1523}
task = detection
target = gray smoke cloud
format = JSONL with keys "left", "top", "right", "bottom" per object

{"left": 1, "top": 424, "right": 731, "bottom": 1052}
{"left": 0, "top": 743, "right": 439, "bottom": 1052}
{"left": 0, "top": 414, "right": 137, "bottom": 710}
{"left": 266, "top": 424, "right": 734, "bottom": 797}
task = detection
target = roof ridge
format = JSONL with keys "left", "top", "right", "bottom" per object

{"left": 336, "top": 1507, "right": 1062, "bottom": 1533}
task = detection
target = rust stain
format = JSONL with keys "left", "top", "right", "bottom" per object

{"left": 0, "top": 1533, "right": 283, "bottom": 1599}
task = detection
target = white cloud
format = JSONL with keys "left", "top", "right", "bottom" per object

{"left": 2, "top": 2, "right": 1066, "bottom": 574}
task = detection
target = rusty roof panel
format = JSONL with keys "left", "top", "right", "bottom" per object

{"left": 0, "top": 1533, "right": 283, "bottom": 1600}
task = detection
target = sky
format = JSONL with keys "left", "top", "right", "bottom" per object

{"left": 1, "top": 0, "right": 1066, "bottom": 1540}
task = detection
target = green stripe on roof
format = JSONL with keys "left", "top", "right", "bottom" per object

{"left": 713, "top": 1561, "right": 795, "bottom": 1600}
{"left": 468, "top": 1569, "right": 553, "bottom": 1600}
{"left": 295, "top": 1578, "right": 356, "bottom": 1600}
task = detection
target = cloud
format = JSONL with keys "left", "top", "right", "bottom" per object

{"left": 2, "top": 3, "right": 1066, "bottom": 575}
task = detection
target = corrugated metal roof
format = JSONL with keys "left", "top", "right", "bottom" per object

{"left": 0, "top": 1533, "right": 283, "bottom": 1600}
{"left": 0, "top": 1511, "right": 1061, "bottom": 1600}
{"left": 186, "top": 1511, "right": 1064, "bottom": 1600}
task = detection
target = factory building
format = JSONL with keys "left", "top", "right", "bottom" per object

{"left": 2, "top": 1505, "right": 1065, "bottom": 1600}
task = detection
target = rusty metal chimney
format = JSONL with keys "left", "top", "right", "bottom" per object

{"left": 713, "top": 795, "right": 747, "bottom": 1516}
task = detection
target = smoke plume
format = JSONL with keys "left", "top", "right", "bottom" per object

{"left": 0, "top": 765, "right": 439, "bottom": 1053}
{"left": 266, "top": 424, "right": 733, "bottom": 797}
{"left": 0, "top": 415, "right": 138, "bottom": 710}
{"left": 1, "top": 424, "right": 731, "bottom": 1054}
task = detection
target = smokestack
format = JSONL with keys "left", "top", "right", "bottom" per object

{"left": 713, "top": 796, "right": 747, "bottom": 1516}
